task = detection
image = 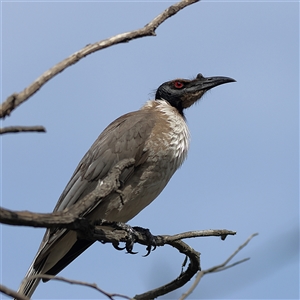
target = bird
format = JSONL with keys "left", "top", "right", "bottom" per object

{"left": 17, "top": 73, "right": 235, "bottom": 298}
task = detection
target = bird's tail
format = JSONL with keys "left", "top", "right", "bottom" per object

{"left": 15, "top": 256, "right": 46, "bottom": 299}
{"left": 15, "top": 236, "right": 94, "bottom": 299}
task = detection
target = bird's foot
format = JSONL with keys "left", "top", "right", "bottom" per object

{"left": 132, "top": 226, "right": 157, "bottom": 257}
{"left": 102, "top": 221, "right": 157, "bottom": 256}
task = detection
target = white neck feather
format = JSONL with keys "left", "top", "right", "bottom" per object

{"left": 142, "top": 100, "right": 190, "bottom": 168}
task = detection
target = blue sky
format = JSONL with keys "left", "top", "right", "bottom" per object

{"left": 1, "top": 1, "right": 299, "bottom": 299}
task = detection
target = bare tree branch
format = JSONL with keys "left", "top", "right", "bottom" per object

{"left": 179, "top": 233, "right": 259, "bottom": 300}
{"left": 0, "top": 126, "right": 46, "bottom": 135}
{"left": 90, "top": 227, "right": 236, "bottom": 253}
{"left": 160, "top": 229, "right": 236, "bottom": 242}
{"left": 0, "top": 0, "right": 200, "bottom": 119}
{"left": 22, "top": 275, "right": 132, "bottom": 300}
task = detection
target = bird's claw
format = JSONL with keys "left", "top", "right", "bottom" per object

{"left": 103, "top": 221, "right": 138, "bottom": 254}
{"left": 125, "top": 235, "right": 138, "bottom": 254}
{"left": 132, "top": 226, "right": 157, "bottom": 256}
{"left": 103, "top": 222, "right": 156, "bottom": 255}
{"left": 112, "top": 241, "right": 126, "bottom": 251}
{"left": 113, "top": 240, "right": 137, "bottom": 254}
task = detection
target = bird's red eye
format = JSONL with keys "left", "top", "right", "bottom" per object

{"left": 174, "top": 81, "right": 184, "bottom": 89}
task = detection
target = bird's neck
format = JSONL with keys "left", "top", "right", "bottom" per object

{"left": 141, "top": 100, "right": 190, "bottom": 167}
{"left": 142, "top": 99, "right": 185, "bottom": 118}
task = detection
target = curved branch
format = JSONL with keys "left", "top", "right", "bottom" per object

{"left": 81, "top": 228, "right": 235, "bottom": 299}
{"left": 0, "top": 0, "right": 200, "bottom": 118}
{"left": 134, "top": 239, "right": 200, "bottom": 300}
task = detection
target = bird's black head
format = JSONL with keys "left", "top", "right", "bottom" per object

{"left": 155, "top": 73, "right": 235, "bottom": 115}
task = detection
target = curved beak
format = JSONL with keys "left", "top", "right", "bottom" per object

{"left": 190, "top": 73, "right": 236, "bottom": 92}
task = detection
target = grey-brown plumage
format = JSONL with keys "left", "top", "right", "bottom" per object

{"left": 17, "top": 73, "right": 235, "bottom": 298}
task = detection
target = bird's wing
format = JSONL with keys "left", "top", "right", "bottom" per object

{"left": 54, "top": 109, "right": 155, "bottom": 214}
{"left": 32, "top": 109, "right": 156, "bottom": 272}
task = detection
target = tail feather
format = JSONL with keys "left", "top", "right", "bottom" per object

{"left": 16, "top": 257, "right": 46, "bottom": 299}
{"left": 16, "top": 239, "right": 93, "bottom": 298}
{"left": 43, "top": 239, "right": 92, "bottom": 281}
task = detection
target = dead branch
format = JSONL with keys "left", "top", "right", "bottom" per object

{"left": 90, "top": 227, "right": 236, "bottom": 248}
{"left": 0, "top": 0, "right": 199, "bottom": 119}
{"left": 0, "top": 126, "right": 46, "bottom": 135}
{"left": 160, "top": 229, "right": 236, "bottom": 241}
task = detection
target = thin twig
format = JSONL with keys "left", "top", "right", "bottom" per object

{"left": 205, "top": 232, "right": 258, "bottom": 272}
{"left": 0, "top": 0, "right": 199, "bottom": 118}
{"left": 26, "top": 275, "right": 131, "bottom": 300}
{"left": 0, "top": 126, "right": 46, "bottom": 135}
{"left": 159, "top": 229, "right": 237, "bottom": 242}
{"left": 213, "top": 257, "right": 250, "bottom": 272}
{"left": 179, "top": 233, "right": 258, "bottom": 300}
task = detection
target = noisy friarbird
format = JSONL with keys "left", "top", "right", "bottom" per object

{"left": 17, "top": 73, "right": 235, "bottom": 298}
